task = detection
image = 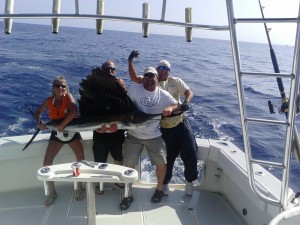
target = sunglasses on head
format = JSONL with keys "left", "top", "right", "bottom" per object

{"left": 157, "top": 66, "right": 170, "bottom": 71}
{"left": 54, "top": 84, "right": 66, "bottom": 88}
{"left": 103, "top": 67, "right": 116, "bottom": 72}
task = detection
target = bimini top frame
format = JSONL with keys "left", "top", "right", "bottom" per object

{"left": 1, "top": 0, "right": 299, "bottom": 38}
{"left": 1, "top": 0, "right": 228, "bottom": 41}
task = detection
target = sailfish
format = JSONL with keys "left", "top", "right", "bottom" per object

{"left": 22, "top": 67, "right": 162, "bottom": 150}
{"left": 47, "top": 67, "right": 162, "bottom": 132}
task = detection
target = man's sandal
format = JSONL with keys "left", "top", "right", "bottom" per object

{"left": 44, "top": 193, "right": 57, "bottom": 207}
{"left": 151, "top": 189, "right": 163, "bottom": 203}
{"left": 119, "top": 196, "right": 134, "bottom": 210}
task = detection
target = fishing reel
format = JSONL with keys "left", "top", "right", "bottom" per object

{"left": 268, "top": 96, "right": 300, "bottom": 115}
{"left": 268, "top": 99, "right": 288, "bottom": 114}
{"left": 279, "top": 97, "right": 289, "bottom": 114}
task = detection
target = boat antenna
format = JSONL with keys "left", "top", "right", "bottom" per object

{"left": 258, "top": 0, "right": 300, "bottom": 162}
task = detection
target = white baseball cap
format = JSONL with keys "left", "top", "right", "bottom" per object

{"left": 143, "top": 67, "right": 158, "bottom": 76}
{"left": 157, "top": 60, "right": 171, "bottom": 68}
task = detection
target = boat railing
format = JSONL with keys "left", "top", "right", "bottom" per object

{"left": 2, "top": 0, "right": 300, "bottom": 217}
{"left": 226, "top": 0, "right": 300, "bottom": 211}
{"left": 268, "top": 205, "right": 300, "bottom": 225}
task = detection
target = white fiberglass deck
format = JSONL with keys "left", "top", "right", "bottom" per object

{"left": 0, "top": 183, "right": 243, "bottom": 225}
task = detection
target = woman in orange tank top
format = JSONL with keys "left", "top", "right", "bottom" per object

{"left": 34, "top": 76, "right": 85, "bottom": 207}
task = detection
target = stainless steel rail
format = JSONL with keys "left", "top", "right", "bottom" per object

{"left": 1, "top": 0, "right": 228, "bottom": 34}
{"left": 226, "top": 0, "right": 300, "bottom": 211}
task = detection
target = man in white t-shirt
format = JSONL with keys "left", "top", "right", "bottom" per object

{"left": 120, "top": 67, "right": 178, "bottom": 210}
{"left": 128, "top": 50, "right": 198, "bottom": 197}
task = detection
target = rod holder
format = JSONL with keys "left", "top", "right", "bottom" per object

{"left": 142, "top": 3, "right": 150, "bottom": 38}
{"left": 4, "top": 0, "right": 15, "bottom": 34}
{"left": 185, "top": 7, "right": 192, "bottom": 42}
{"left": 96, "top": 0, "right": 105, "bottom": 34}
{"left": 52, "top": 0, "right": 61, "bottom": 34}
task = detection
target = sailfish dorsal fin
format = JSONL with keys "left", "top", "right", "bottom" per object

{"left": 78, "top": 67, "right": 136, "bottom": 116}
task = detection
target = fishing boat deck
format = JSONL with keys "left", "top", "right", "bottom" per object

{"left": 0, "top": 183, "right": 243, "bottom": 225}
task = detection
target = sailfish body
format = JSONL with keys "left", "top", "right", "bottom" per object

{"left": 45, "top": 111, "right": 161, "bottom": 132}
{"left": 55, "top": 67, "right": 161, "bottom": 132}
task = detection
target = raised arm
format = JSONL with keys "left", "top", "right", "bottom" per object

{"left": 128, "top": 49, "right": 143, "bottom": 84}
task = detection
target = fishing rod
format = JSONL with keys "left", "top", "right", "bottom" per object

{"left": 258, "top": 0, "right": 300, "bottom": 162}
{"left": 258, "top": 0, "right": 288, "bottom": 113}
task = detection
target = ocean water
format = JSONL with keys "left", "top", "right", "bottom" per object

{"left": 0, "top": 22, "right": 299, "bottom": 190}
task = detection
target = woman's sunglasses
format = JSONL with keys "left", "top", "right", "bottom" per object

{"left": 54, "top": 84, "right": 66, "bottom": 88}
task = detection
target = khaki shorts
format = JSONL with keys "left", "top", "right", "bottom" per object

{"left": 122, "top": 135, "right": 167, "bottom": 166}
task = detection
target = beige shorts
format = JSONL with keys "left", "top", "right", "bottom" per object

{"left": 122, "top": 135, "right": 167, "bottom": 166}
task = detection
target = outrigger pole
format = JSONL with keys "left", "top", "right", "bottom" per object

{"left": 258, "top": 0, "right": 300, "bottom": 162}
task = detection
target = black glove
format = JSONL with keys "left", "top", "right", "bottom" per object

{"left": 180, "top": 101, "right": 190, "bottom": 112}
{"left": 128, "top": 49, "right": 139, "bottom": 62}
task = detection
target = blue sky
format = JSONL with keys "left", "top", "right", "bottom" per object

{"left": 1, "top": 0, "right": 299, "bottom": 45}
